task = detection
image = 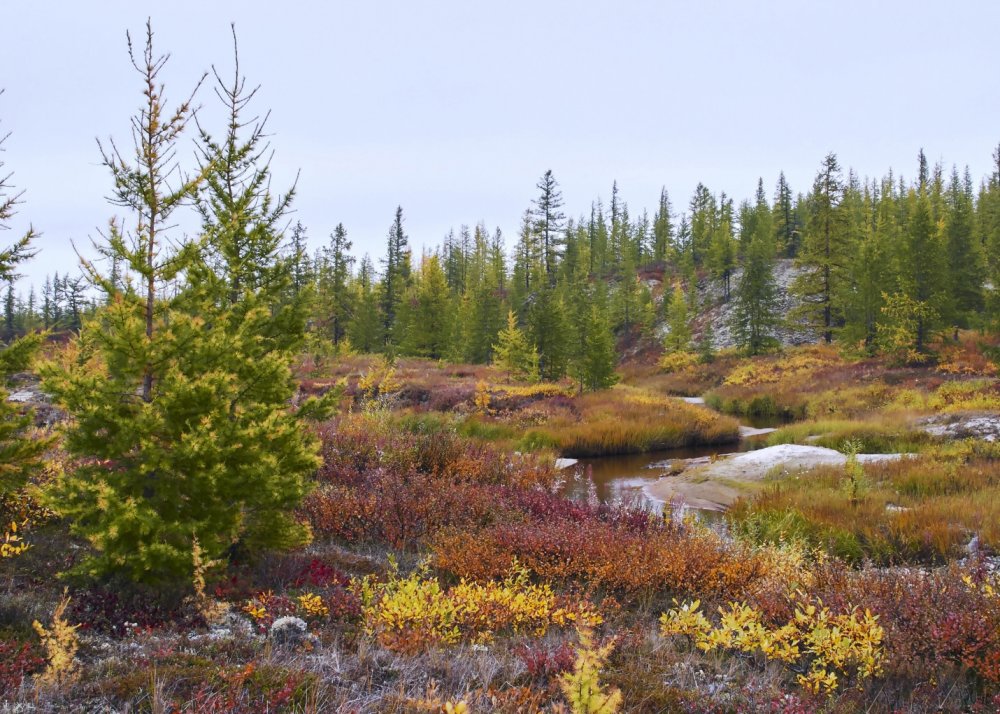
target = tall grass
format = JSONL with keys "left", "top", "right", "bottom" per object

{"left": 765, "top": 419, "right": 931, "bottom": 453}
{"left": 730, "top": 456, "right": 1000, "bottom": 565}
{"left": 518, "top": 386, "right": 739, "bottom": 457}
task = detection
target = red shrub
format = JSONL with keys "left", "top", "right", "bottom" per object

{"left": 0, "top": 640, "right": 44, "bottom": 698}
{"left": 516, "top": 641, "right": 576, "bottom": 681}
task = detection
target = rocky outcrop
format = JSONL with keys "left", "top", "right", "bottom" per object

{"left": 657, "top": 259, "right": 818, "bottom": 350}
{"left": 645, "top": 444, "right": 909, "bottom": 511}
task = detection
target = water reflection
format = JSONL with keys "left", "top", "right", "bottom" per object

{"left": 561, "top": 435, "right": 770, "bottom": 510}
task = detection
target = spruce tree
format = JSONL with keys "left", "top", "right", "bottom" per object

{"left": 791, "top": 153, "right": 851, "bottom": 342}
{"left": 944, "top": 168, "right": 984, "bottom": 328}
{"left": 652, "top": 187, "right": 675, "bottom": 265}
{"left": 730, "top": 215, "right": 779, "bottom": 355}
{"left": 316, "top": 223, "right": 355, "bottom": 346}
{"left": 571, "top": 286, "right": 618, "bottom": 392}
{"left": 707, "top": 195, "right": 737, "bottom": 300}
{"left": 287, "top": 221, "right": 312, "bottom": 298}
{"left": 42, "top": 25, "right": 325, "bottom": 584}
{"left": 773, "top": 172, "right": 800, "bottom": 257}
{"left": 841, "top": 182, "right": 892, "bottom": 353}
{"left": 889, "top": 189, "right": 945, "bottom": 352}
{"left": 532, "top": 170, "right": 565, "bottom": 285}
{"left": 528, "top": 280, "right": 571, "bottom": 380}
{"left": 380, "top": 206, "right": 411, "bottom": 346}
{"left": 347, "top": 254, "right": 383, "bottom": 352}
{"left": 400, "top": 254, "right": 451, "bottom": 359}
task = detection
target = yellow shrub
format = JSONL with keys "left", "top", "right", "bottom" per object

{"left": 660, "top": 595, "right": 884, "bottom": 695}
{"left": 297, "top": 592, "right": 330, "bottom": 619}
{"left": 658, "top": 351, "right": 699, "bottom": 374}
{"left": 357, "top": 562, "right": 600, "bottom": 652}
{"left": 33, "top": 590, "right": 80, "bottom": 688}
{"left": 473, "top": 381, "right": 491, "bottom": 414}
{"left": 494, "top": 382, "right": 573, "bottom": 399}
{"left": 1, "top": 521, "right": 29, "bottom": 558}
{"left": 560, "top": 626, "right": 622, "bottom": 714}
{"left": 723, "top": 349, "right": 837, "bottom": 387}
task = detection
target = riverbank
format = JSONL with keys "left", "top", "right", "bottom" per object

{"left": 645, "top": 443, "right": 909, "bottom": 511}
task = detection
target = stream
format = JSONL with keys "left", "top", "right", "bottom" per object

{"left": 560, "top": 403, "right": 781, "bottom": 510}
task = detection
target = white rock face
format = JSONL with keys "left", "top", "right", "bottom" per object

{"left": 919, "top": 413, "right": 1000, "bottom": 442}
{"left": 645, "top": 444, "right": 910, "bottom": 511}
{"left": 692, "top": 444, "right": 907, "bottom": 481}
{"left": 691, "top": 259, "right": 818, "bottom": 349}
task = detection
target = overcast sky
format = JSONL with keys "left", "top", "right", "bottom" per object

{"left": 2, "top": 0, "right": 999, "bottom": 289}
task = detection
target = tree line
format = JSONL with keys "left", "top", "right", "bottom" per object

{"left": 2, "top": 20, "right": 999, "bottom": 586}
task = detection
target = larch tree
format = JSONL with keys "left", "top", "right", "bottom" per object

{"left": 0, "top": 90, "right": 49, "bottom": 500}
{"left": 347, "top": 254, "right": 383, "bottom": 352}
{"left": 42, "top": 24, "right": 327, "bottom": 584}
{"left": 493, "top": 310, "right": 539, "bottom": 382}
{"left": 663, "top": 283, "right": 692, "bottom": 353}
{"left": 571, "top": 285, "right": 618, "bottom": 392}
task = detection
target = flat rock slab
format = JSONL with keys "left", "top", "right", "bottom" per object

{"left": 739, "top": 425, "right": 777, "bottom": 438}
{"left": 645, "top": 444, "right": 909, "bottom": 511}
{"left": 918, "top": 412, "right": 1000, "bottom": 442}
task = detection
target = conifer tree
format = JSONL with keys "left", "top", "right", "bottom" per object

{"left": 532, "top": 170, "right": 565, "bottom": 285}
{"left": 663, "top": 283, "right": 692, "bottom": 353}
{"left": 688, "top": 183, "right": 716, "bottom": 266}
{"left": 400, "top": 254, "right": 451, "bottom": 359}
{"left": 287, "top": 221, "right": 312, "bottom": 298}
{"left": 773, "top": 172, "right": 800, "bottom": 257}
{"left": 492, "top": 310, "right": 539, "bottom": 382}
{"left": 42, "top": 25, "right": 325, "bottom": 584}
{"left": 380, "top": 206, "right": 411, "bottom": 346}
{"left": 944, "top": 168, "right": 984, "bottom": 328}
{"left": 0, "top": 91, "right": 48, "bottom": 497}
{"left": 529, "top": 280, "right": 571, "bottom": 380}
{"left": 652, "top": 187, "right": 675, "bottom": 264}
{"left": 570, "top": 285, "right": 618, "bottom": 392}
{"left": 841, "top": 182, "right": 892, "bottom": 352}
{"left": 707, "top": 195, "right": 737, "bottom": 300}
{"left": 730, "top": 211, "right": 779, "bottom": 355}
{"left": 791, "top": 153, "right": 851, "bottom": 342}
{"left": 888, "top": 189, "right": 945, "bottom": 352}
{"left": 316, "top": 223, "right": 354, "bottom": 346}
{"left": 347, "top": 254, "right": 383, "bottom": 352}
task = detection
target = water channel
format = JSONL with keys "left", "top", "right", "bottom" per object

{"left": 559, "top": 404, "right": 782, "bottom": 511}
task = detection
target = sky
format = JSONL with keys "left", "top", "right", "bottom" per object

{"left": 2, "top": 0, "right": 999, "bottom": 290}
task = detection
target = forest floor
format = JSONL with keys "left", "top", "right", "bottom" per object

{"left": 5, "top": 335, "right": 1000, "bottom": 712}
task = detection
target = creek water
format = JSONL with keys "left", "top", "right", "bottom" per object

{"left": 559, "top": 408, "right": 781, "bottom": 510}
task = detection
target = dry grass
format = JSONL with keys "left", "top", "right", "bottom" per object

{"left": 730, "top": 455, "right": 1000, "bottom": 564}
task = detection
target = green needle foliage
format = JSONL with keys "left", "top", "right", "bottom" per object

{"left": 42, "top": 24, "right": 329, "bottom": 585}
{"left": 0, "top": 90, "right": 49, "bottom": 497}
